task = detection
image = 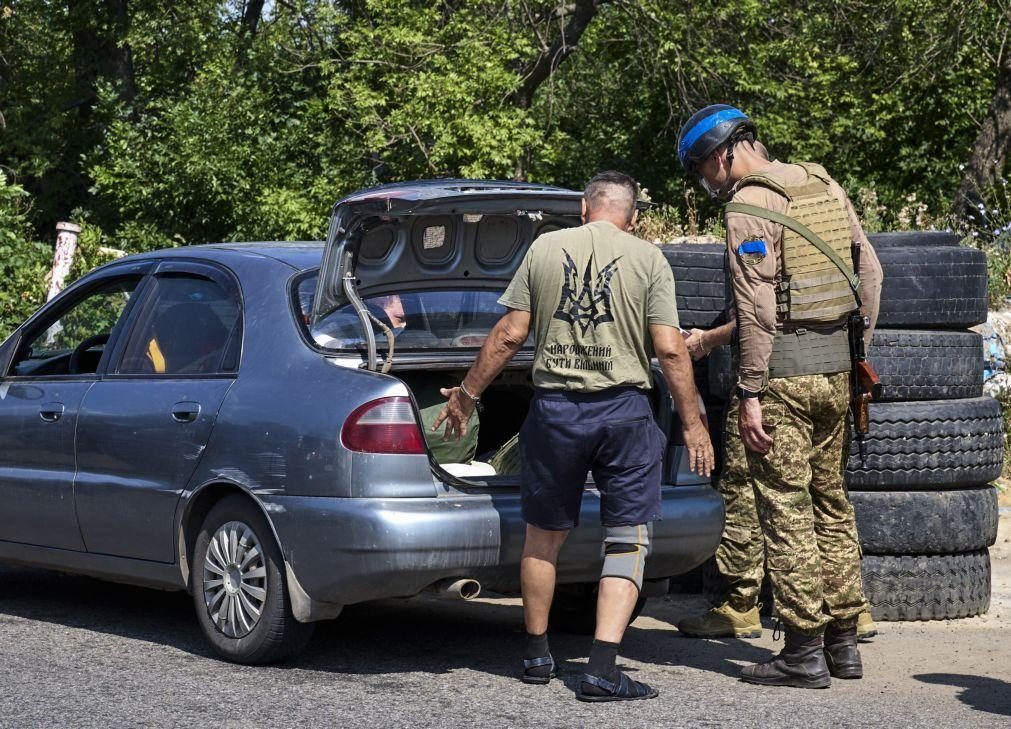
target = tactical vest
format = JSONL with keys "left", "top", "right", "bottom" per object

{"left": 727, "top": 163, "right": 859, "bottom": 379}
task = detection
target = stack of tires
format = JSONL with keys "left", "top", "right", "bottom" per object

{"left": 663, "top": 231, "right": 1003, "bottom": 621}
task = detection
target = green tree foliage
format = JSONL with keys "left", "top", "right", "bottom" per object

{"left": 530, "top": 0, "right": 1004, "bottom": 227}
{"left": 88, "top": 0, "right": 567, "bottom": 247}
{"left": 0, "top": 0, "right": 1008, "bottom": 264}
{"left": 0, "top": 171, "right": 52, "bottom": 336}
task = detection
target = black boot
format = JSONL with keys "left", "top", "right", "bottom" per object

{"left": 824, "top": 624, "right": 863, "bottom": 679}
{"left": 740, "top": 626, "right": 831, "bottom": 689}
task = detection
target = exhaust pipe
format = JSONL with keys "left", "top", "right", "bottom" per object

{"left": 429, "top": 578, "right": 482, "bottom": 600}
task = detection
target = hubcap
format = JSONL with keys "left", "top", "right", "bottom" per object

{"left": 203, "top": 520, "right": 267, "bottom": 639}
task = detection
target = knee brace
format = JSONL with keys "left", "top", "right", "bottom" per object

{"left": 601, "top": 523, "right": 652, "bottom": 590}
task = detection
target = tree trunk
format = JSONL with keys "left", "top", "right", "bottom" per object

{"left": 954, "top": 45, "right": 1011, "bottom": 218}
{"left": 242, "top": 0, "right": 267, "bottom": 38}
{"left": 69, "top": 0, "right": 136, "bottom": 113}
{"left": 113, "top": 0, "right": 137, "bottom": 104}
{"left": 510, "top": 0, "right": 603, "bottom": 110}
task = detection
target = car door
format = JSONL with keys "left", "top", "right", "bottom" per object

{"left": 0, "top": 268, "right": 149, "bottom": 550}
{"left": 74, "top": 260, "right": 242, "bottom": 563}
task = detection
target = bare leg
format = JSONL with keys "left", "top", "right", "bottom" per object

{"left": 595, "top": 577, "right": 639, "bottom": 644}
{"left": 521, "top": 524, "right": 569, "bottom": 634}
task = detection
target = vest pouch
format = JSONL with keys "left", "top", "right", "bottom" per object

{"left": 767, "top": 326, "right": 851, "bottom": 378}
{"left": 782, "top": 270, "right": 859, "bottom": 325}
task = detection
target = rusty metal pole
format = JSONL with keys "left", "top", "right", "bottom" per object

{"left": 47, "top": 221, "right": 81, "bottom": 302}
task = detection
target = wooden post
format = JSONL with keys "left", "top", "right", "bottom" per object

{"left": 47, "top": 221, "right": 81, "bottom": 302}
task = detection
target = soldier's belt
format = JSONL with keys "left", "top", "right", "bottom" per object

{"left": 767, "top": 325, "right": 850, "bottom": 378}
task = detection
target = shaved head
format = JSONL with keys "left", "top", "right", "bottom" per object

{"left": 583, "top": 171, "right": 639, "bottom": 224}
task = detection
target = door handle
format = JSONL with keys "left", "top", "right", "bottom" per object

{"left": 171, "top": 402, "right": 201, "bottom": 423}
{"left": 39, "top": 402, "right": 65, "bottom": 423}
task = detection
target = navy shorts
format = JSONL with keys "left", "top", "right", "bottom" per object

{"left": 520, "top": 387, "right": 666, "bottom": 530}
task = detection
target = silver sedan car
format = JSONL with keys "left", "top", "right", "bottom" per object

{"left": 0, "top": 180, "right": 722, "bottom": 663}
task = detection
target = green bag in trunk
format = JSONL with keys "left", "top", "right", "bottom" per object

{"left": 414, "top": 377, "right": 480, "bottom": 465}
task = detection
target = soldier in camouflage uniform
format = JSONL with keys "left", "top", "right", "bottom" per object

{"left": 677, "top": 105, "right": 882, "bottom": 689}
{"left": 678, "top": 317, "right": 877, "bottom": 641}
{"left": 680, "top": 315, "right": 765, "bottom": 636}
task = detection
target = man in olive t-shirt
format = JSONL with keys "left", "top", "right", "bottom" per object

{"left": 434, "top": 171, "right": 712, "bottom": 702}
{"left": 500, "top": 210, "right": 680, "bottom": 392}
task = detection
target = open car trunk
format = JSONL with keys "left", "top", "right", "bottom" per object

{"left": 396, "top": 362, "right": 695, "bottom": 489}
{"left": 305, "top": 179, "right": 701, "bottom": 486}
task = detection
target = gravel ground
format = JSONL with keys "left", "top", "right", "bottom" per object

{"left": 1, "top": 513, "right": 1009, "bottom": 729}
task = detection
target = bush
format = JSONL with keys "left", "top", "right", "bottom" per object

{"left": 0, "top": 172, "right": 51, "bottom": 339}
{"left": 955, "top": 162, "right": 1011, "bottom": 306}
{"left": 0, "top": 174, "right": 124, "bottom": 340}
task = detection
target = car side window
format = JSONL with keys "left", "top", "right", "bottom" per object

{"left": 117, "top": 273, "right": 241, "bottom": 375}
{"left": 10, "top": 278, "right": 141, "bottom": 377}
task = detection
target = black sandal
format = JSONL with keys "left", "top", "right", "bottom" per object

{"left": 577, "top": 671, "right": 659, "bottom": 702}
{"left": 521, "top": 654, "right": 557, "bottom": 685}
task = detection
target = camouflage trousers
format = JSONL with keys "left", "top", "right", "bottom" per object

{"left": 743, "top": 372, "right": 866, "bottom": 634}
{"left": 715, "top": 396, "right": 766, "bottom": 611}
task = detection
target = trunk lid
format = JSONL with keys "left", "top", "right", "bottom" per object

{"left": 311, "top": 179, "right": 583, "bottom": 323}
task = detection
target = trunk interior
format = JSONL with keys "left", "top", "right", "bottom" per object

{"left": 397, "top": 365, "right": 675, "bottom": 487}
{"left": 398, "top": 367, "right": 534, "bottom": 483}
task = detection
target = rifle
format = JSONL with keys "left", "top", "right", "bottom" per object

{"left": 848, "top": 312, "right": 882, "bottom": 462}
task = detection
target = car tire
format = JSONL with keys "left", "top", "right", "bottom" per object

{"left": 851, "top": 486, "right": 999, "bottom": 555}
{"left": 660, "top": 244, "right": 726, "bottom": 328}
{"left": 845, "top": 397, "right": 1004, "bottom": 489}
{"left": 192, "top": 495, "right": 313, "bottom": 664}
{"left": 875, "top": 245, "right": 987, "bottom": 328}
{"left": 868, "top": 329, "right": 983, "bottom": 401}
{"left": 549, "top": 582, "right": 647, "bottom": 635}
{"left": 862, "top": 551, "right": 991, "bottom": 621}
{"left": 867, "top": 231, "right": 961, "bottom": 248}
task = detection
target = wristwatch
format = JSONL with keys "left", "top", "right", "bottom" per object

{"left": 737, "top": 387, "right": 761, "bottom": 399}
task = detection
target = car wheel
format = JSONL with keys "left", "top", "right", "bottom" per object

{"left": 192, "top": 495, "right": 313, "bottom": 664}
{"left": 549, "top": 582, "right": 647, "bottom": 635}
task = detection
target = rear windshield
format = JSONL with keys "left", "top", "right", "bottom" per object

{"left": 296, "top": 273, "right": 518, "bottom": 350}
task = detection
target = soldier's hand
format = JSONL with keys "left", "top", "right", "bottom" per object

{"left": 432, "top": 387, "right": 474, "bottom": 441}
{"left": 682, "top": 420, "right": 714, "bottom": 477}
{"left": 739, "top": 397, "right": 773, "bottom": 454}
{"left": 684, "top": 328, "right": 709, "bottom": 360}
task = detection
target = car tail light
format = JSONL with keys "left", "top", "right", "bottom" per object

{"left": 341, "top": 396, "right": 427, "bottom": 454}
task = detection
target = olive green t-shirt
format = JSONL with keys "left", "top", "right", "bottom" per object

{"left": 499, "top": 220, "right": 679, "bottom": 391}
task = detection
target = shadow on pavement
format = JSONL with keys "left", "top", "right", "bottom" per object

{"left": 914, "top": 674, "right": 1011, "bottom": 717}
{"left": 0, "top": 565, "right": 771, "bottom": 687}
{"left": 0, "top": 566, "right": 214, "bottom": 657}
{"left": 616, "top": 604, "right": 776, "bottom": 679}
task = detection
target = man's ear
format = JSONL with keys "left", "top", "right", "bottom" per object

{"left": 712, "top": 147, "right": 726, "bottom": 169}
{"left": 580, "top": 198, "right": 588, "bottom": 223}
{"left": 627, "top": 207, "right": 639, "bottom": 231}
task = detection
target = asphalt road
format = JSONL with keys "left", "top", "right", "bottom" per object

{"left": 1, "top": 518, "right": 1010, "bottom": 729}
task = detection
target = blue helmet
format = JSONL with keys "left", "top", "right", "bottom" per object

{"left": 677, "top": 104, "right": 756, "bottom": 172}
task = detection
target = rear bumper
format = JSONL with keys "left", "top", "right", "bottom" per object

{"left": 262, "top": 484, "right": 723, "bottom": 608}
